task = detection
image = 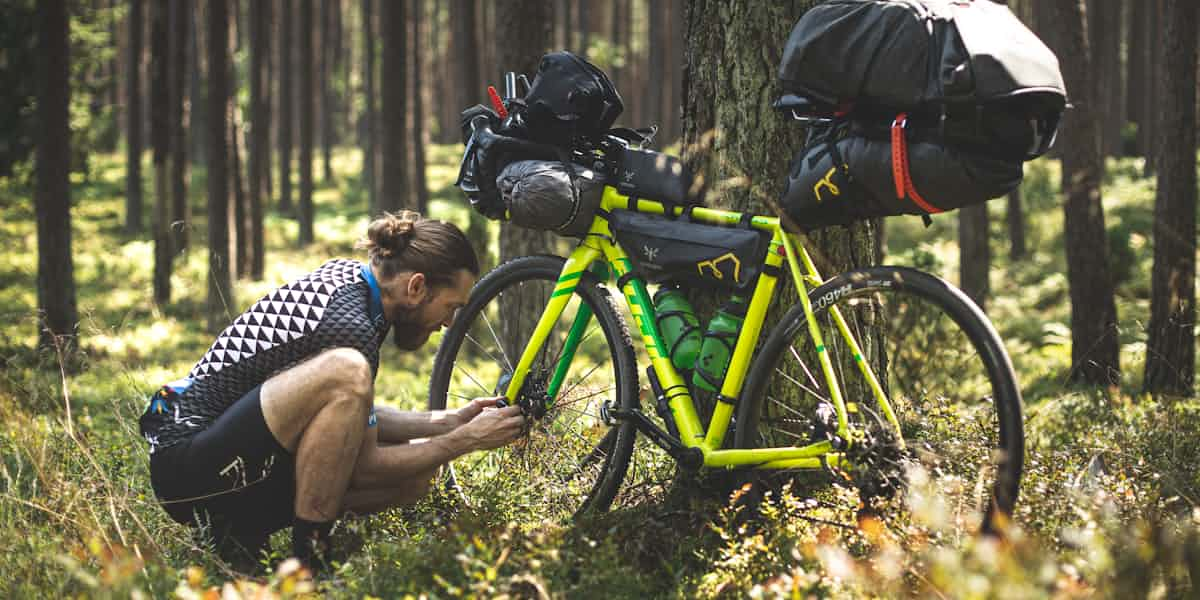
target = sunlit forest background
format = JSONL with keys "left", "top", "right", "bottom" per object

{"left": 1, "top": 0, "right": 1198, "bottom": 597}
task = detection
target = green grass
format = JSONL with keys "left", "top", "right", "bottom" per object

{"left": 0, "top": 147, "right": 1198, "bottom": 598}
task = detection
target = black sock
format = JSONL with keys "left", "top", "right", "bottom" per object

{"left": 292, "top": 518, "right": 334, "bottom": 570}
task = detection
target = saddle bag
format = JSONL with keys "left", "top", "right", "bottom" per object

{"left": 776, "top": 0, "right": 1065, "bottom": 230}
{"left": 609, "top": 210, "right": 769, "bottom": 291}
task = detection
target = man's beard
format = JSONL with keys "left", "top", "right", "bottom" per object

{"left": 391, "top": 298, "right": 434, "bottom": 351}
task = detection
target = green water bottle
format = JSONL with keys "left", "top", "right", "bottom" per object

{"left": 653, "top": 287, "right": 702, "bottom": 371}
{"left": 693, "top": 295, "right": 747, "bottom": 393}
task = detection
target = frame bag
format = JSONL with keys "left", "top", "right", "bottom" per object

{"left": 609, "top": 210, "right": 769, "bottom": 291}
{"left": 777, "top": 0, "right": 1066, "bottom": 229}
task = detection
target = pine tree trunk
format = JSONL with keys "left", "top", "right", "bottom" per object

{"left": 207, "top": 0, "right": 235, "bottom": 333}
{"left": 1141, "top": 0, "right": 1162, "bottom": 175}
{"left": 683, "top": 0, "right": 877, "bottom": 422}
{"left": 1127, "top": 0, "right": 1145, "bottom": 139}
{"left": 645, "top": 0, "right": 664, "bottom": 135}
{"left": 298, "top": 0, "right": 315, "bottom": 244}
{"left": 958, "top": 205, "right": 990, "bottom": 311}
{"left": 410, "top": 0, "right": 429, "bottom": 214}
{"left": 169, "top": 0, "right": 190, "bottom": 256}
{"left": 1053, "top": 0, "right": 1121, "bottom": 386}
{"left": 1144, "top": 0, "right": 1197, "bottom": 396}
{"left": 320, "top": 0, "right": 333, "bottom": 183}
{"left": 126, "top": 0, "right": 144, "bottom": 234}
{"left": 35, "top": 0, "right": 79, "bottom": 350}
{"left": 1007, "top": 187, "right": 1026, "bottom": 260}
{"left": 249, "top": 0, "right": 267, "bottom": 279}
{"left": 151, "top": 0, "right": 171, "bottom": 305}
{"left": 190, "top": 0, "right": 207, "bottom": 163}
{"left": 380, "top": 0, "right": 409, "bottom": 212}
{"left": 666, "top": 0, "right": 684, "bottom": 145}
{"left": 361, "top": 0, "right": 378, "bottom": 215}
{"left": 496, "top": 0, "right": 554, "bottom": 265}
{"left": 278, "top": 0, "right": 294, "bottom": 213}
{"left": 1089, "top": 0, "right": 1123, "bottom": 158}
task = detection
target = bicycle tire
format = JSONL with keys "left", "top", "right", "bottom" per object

{"left": 734, "top": 266, "right": 1024, "bottom": 531}
{"left": 428, "top": 255, "right": 639, "bottom": 520}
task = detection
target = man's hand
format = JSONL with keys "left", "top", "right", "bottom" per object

{"left": 455, "top": 404, "right": 526, "bottom": 452}
{"left": 452, "top": 396, "right": 506, "bottom": 428}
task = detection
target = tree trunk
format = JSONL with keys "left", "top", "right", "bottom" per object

{"left": 231, "top": 91, "right": 250, "bottom": 277}
{"left": 298, "top": 0, "right": 315, "bottom": 244}
{"left": 1089, "top": 0, "right": 1123, "bottom": 158}
{"left": 453, "top": 0, "right": 480, "bottom": 107}
{"left": 1053, "top": 0, "right": 1121, "bottom": 386}
{"left": 126, "top": 0, "right": 144, "bottom": 234}
{"left": 278, "top": 0, "right": 294, "bottom": 213}
{"left": 320, "top": 0, "right": 332, "bottom": 183}
{"left": 1007, "top": 187, "right": 1026, "bottom": 261}
{"left": 151, "top": 0, "right": 171, "bottom": 305}
{"left": 1144, "top": 0, "right": 1197, "bottom": 396}
{"left": 361, "top": 0, "right": 378, "bottom": 215}
{"left": 666, "top": 0, "right": 684, "bottom": 146}
{"left": 645, "top": 0, "right": 664, "bottom": 136}
{"left": 380, "top": 0, "right": 409, "bottom": 212}
{"left": 1127, "top": 0, "right": 1145, "bottom": 142}
{"left": 496, "top": 0, "right": 554, "bottom": 265}
{"left": 958, "top": 205, "right": 990, "bottom": 311}
{"left": 207, "top": 0, "right": 235, "bottom": 333}
{"left": 410, "top": 0, "right": 429, "bottom": 214}
{"left": 169, "top": 0, "right": 190, "bottom": 256}
{"left": 1140, "top": 0, "right": 1162, "bottom": 175}
{"left": 190, "top": 0, "right": 207, "bottom": 162}
{"left": 494, "top": 0, "right": 554, "bottom": 359}
{"left": 35, "top": 0, "right": 79, "bottom": 351}
{"left": 249, "top": 0, "right": 267, "bottom": 279}
{"left": 576, "top": 0, "right": 588, "bottom": 58}
{"left": 683, "top": 0, "right": 877, "bottom": 420}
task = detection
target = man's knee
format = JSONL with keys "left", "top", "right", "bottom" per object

{"left": 314, "top": 348, "right": 373, "bottom": 404}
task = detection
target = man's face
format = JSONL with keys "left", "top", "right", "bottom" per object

{"left": 390, "top": 269, "right": 475, "bottom": 351}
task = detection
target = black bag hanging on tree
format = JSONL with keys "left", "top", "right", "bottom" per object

{"left": 775, "top": 0, "right": 1066, "bottom": 230}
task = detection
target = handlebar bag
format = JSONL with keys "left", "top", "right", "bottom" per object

{"left": 609, "top": 210, "right": 769, "bottom": 291}
{"left": 521, "top": 51, "right": 624, "bottom": 146}
{"left": 496, "top": 160, "right": 604, "bottom": 238}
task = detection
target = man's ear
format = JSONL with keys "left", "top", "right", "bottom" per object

{"left": 406, "top": 272, "right": 427, "bottom": 302}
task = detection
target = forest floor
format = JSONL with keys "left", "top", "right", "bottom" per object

{"left": 1, "top": 148, "right": 1198, "bottom": 598}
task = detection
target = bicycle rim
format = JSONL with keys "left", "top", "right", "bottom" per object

{"left": 428, "top": 255, "right": 639, "bottom": 522}
{"left": 737, "top": 267, "right": 1024, "bottom": 533}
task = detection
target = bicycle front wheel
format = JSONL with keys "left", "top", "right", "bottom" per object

{"left": 429, "top": 255, "right": 639, "bottom": 521}
{"left": 735, "top": 266, "right": 1024, "bottom": 532}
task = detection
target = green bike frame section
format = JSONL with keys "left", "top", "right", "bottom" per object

{"left": 502, "top": 185, "right": 903, "bottom": 470}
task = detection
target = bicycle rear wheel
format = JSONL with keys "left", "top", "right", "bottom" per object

{"left": 428, "top": 255, "right": 639, "bottom": 521}
{"left": 735, "top": 266, "right": 1024, "bottom": 532}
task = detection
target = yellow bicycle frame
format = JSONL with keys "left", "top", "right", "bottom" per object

{"left": 502, "top": 185, "right": 903, "bottom": 470}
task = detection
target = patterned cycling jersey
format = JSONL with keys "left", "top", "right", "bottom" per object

{"left": 139, "top": 259, "right": 391, "bottom": 453}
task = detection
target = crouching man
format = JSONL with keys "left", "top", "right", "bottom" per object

{"left": 139, "top": 210, "right": 523, "bottom": 570}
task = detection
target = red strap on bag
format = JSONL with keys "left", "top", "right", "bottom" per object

{"left": 891, "top": 113, "right": 943, "bottom": 214}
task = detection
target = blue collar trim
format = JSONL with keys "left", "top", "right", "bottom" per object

{"left": 360, "top": 263, "right": 386, "bottom": 323}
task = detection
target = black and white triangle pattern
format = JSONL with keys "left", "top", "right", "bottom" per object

{"left": 189, "top": 259, "right": 363, "bottom": 380}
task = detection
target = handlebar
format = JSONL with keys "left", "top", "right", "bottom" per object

{"left": 455, "top": 115, "right": 562, "bottom": 197}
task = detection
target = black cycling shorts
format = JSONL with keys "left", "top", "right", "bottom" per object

{"left": 149, "top": 385, "right": 296, "bottom": 537}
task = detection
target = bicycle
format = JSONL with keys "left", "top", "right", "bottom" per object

{"left": 428, "top": 72, "right": 1024, "bottom": 534}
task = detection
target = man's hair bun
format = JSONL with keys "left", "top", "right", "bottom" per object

{"left": 361, "top": 210, "right": 419, "bottom": 260}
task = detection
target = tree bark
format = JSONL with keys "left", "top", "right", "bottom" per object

{"left": 1127, "top": 0, "right": 1145, "bottom": 139}
{"left": 249, "top": 0, "right": 267, "bottom": 279}
{"left": 380, "top": 0, "right": 409, "bottom": 212}
{"left": 126, "top": 0, "right": 144, "bottom": 234}
{"left": 278, "top": 0, "right": 295, "bottom": 214}
{"left": 169, "top": 0, "right": 190, "bottom": 256}
{"left": 207, "top": 0, "right": 235, "bottom": 333}
{"left": 320, "top": 0, "right": 333, "bottom": 183}
{"left": 298, "top": 0, "right": 315, "bottom": 244}
{"left": 410, "top": 0, "right": 429, "bottom": 214}
{"left": 1088, "top": 0, "right": 1123, "bottom": 158}
{"left": 35, "top": 0, "right": 79, "bottom": 350}
{"left": 1007, "top": 187, "right": 1026, "bottom": 261}
{"left": 496, "top": 0, "right": 554, "bottom": 265}
{"left": 151, "top": 0, "right": 171, "bottom": 305}
{"left": 666, "top": 0, "right": 684, "bottom": 145}
{"left": 1140, "top": 0, "right": 1163, "bottom": 175}
{"left": 645, "top": 0, "right": 664, "bottom": 136}
{"left": 1053, "top": 0, "right": 1121, "bottom": 386}
{"left": 190, "top": 0, "right": 207, "bottom": 163}
{"left": 453, "top": 0, "right": 481, "bottom": 108}
{"left": 1144, "top": 0, "right": 1197, "bottom": 396}
{"left": 958, "top": 205, "right": 990, "bottom": 311}
{"left": 361, "top": 0, "right": 378, "bottom": 214}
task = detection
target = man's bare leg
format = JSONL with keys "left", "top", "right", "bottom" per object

{"left": 260, "top": 347, "right": 373, "bottom": 561}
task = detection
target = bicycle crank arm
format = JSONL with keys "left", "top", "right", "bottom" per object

{"left": 602, "top": 402, "right": 703, "bottom": 470}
